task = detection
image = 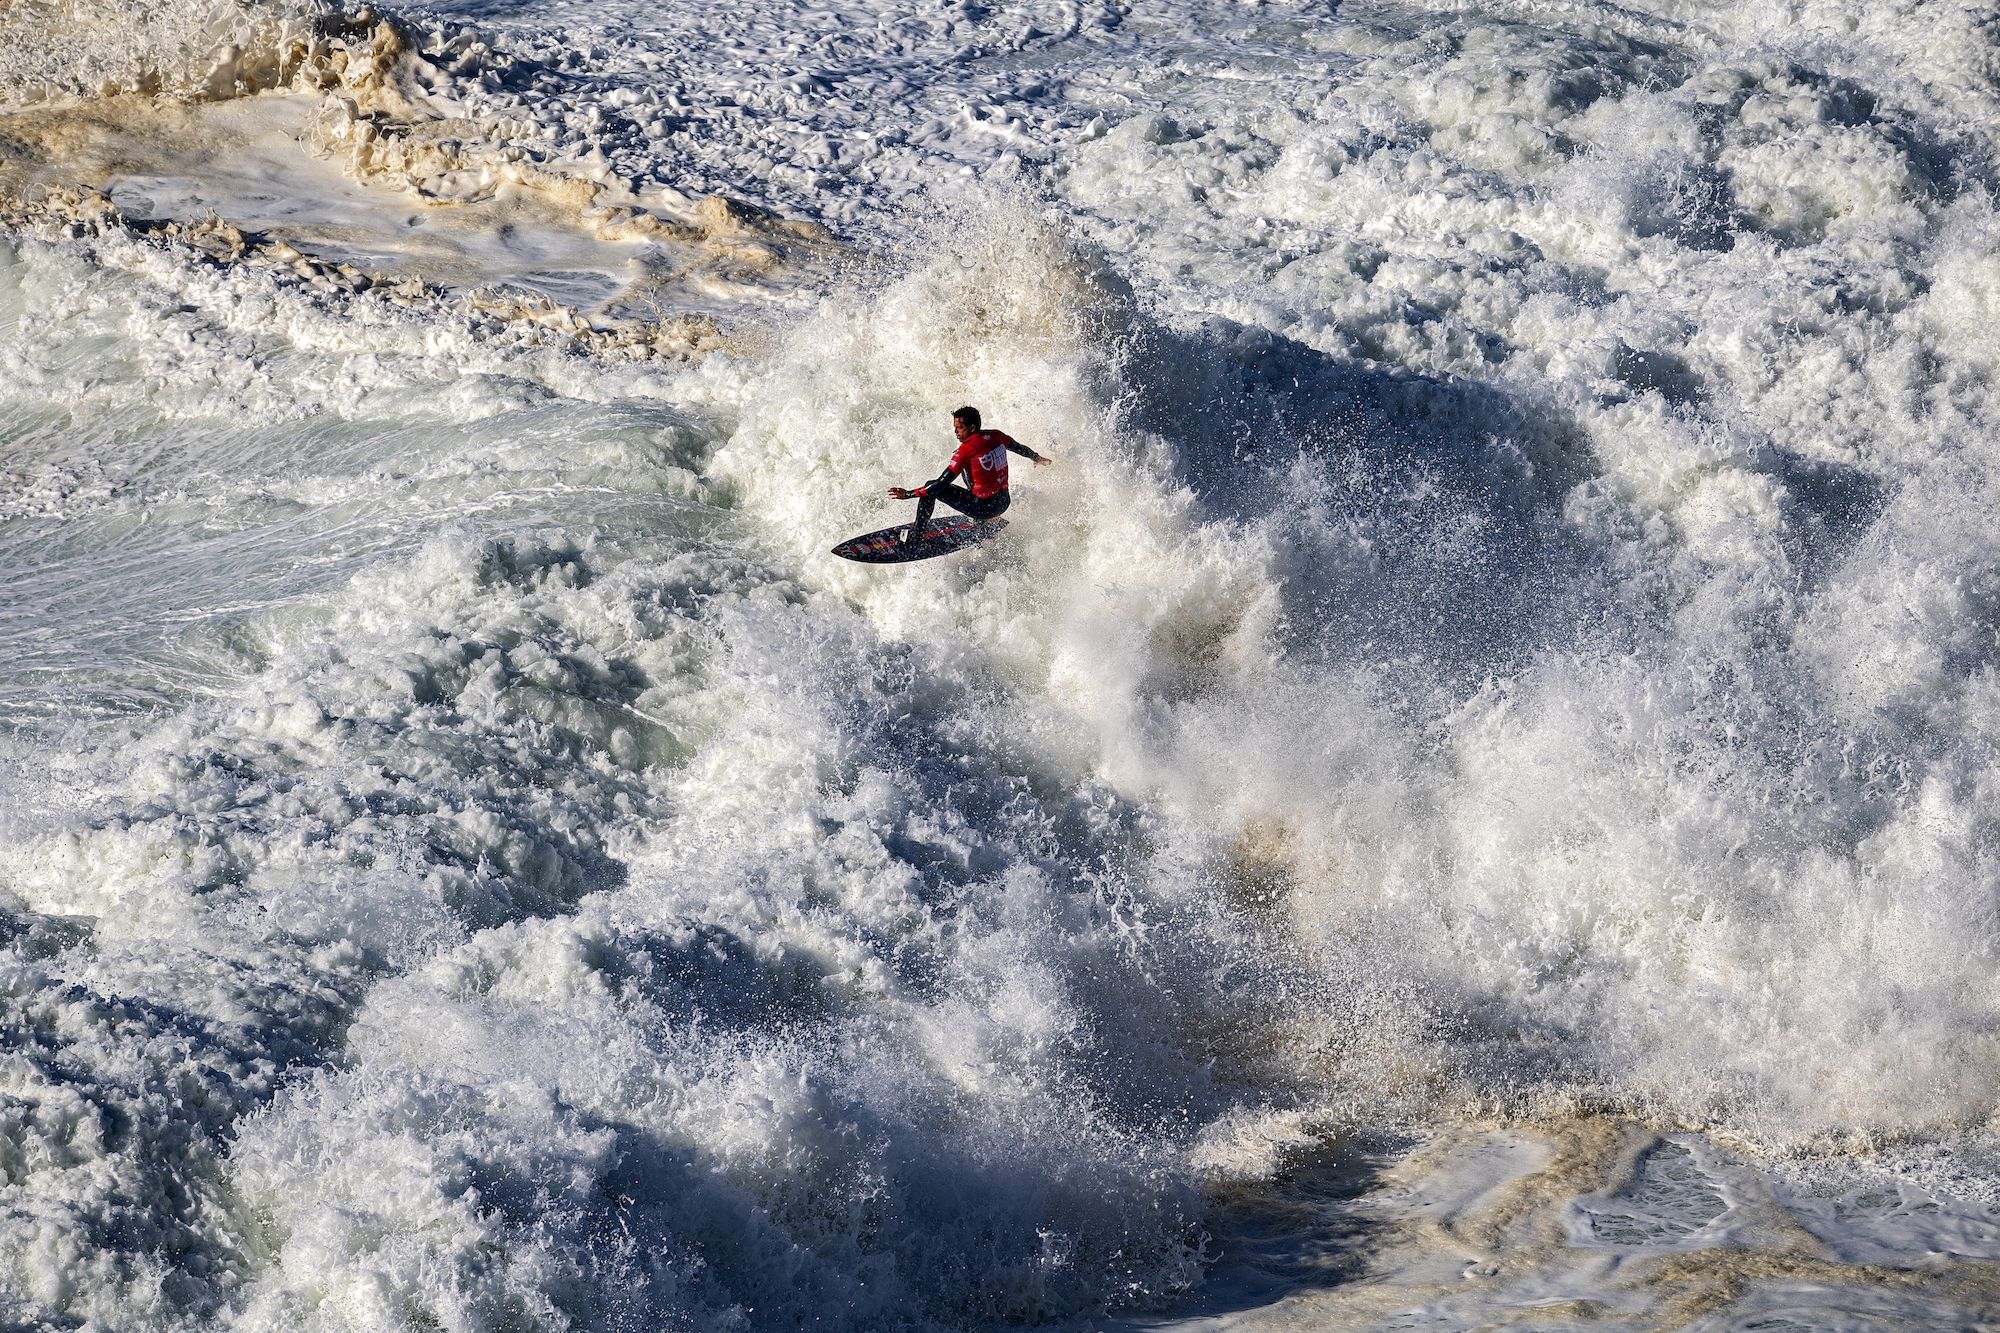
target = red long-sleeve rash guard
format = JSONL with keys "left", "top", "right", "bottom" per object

{"left": 920, "top": 430, "right": 1044, "bottom": 499}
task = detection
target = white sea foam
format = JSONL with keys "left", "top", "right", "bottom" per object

{"left": 2, "top": 0, "right": 2000, "bottom": 1326}
{"left": 0, "top": 0, "right": 327, "bottom": 105}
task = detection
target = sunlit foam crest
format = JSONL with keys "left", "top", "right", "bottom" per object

{"left": 0, "top": 0, "right": 333, "bottom": 105}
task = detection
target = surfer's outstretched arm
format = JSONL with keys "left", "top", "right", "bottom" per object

{"left": 887, "top": 462, "right": 960, "bottom": 501}
{"left": 1005, "top": 441, "right": 1053, "bottom": 466}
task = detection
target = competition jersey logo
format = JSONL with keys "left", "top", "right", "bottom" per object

{"left": 978, "top": 444, "right": 1008, "bottom": 473}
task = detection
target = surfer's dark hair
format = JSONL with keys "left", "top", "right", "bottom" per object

{"left": 952, "top": 405, "right": 981, "bottom": 429}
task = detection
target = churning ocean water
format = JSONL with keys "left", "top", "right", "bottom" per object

{"left": 2, "top": 0, "right": 2000, "bottom": 1327}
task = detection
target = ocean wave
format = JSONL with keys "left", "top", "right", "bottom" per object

{"left": 4, "top": 0, "right": 2000, "bottom": 1325}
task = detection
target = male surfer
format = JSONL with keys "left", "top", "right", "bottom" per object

{"left": 887, "top": 406, "right": 1051, "bottom": 544}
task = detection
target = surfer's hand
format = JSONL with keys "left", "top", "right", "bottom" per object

{"left": 1033, "top": 455, "right": 1053, "bottom": 466}
{"left": 887, "top": 486, "right": 912, "bottom": 499}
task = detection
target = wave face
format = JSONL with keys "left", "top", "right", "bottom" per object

{"left": 3, "top": 0, "right": 2000, "bottom": 1326}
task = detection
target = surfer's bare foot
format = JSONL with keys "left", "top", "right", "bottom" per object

{"left": 903, "top": 523, "right": 927, "bottom": 545}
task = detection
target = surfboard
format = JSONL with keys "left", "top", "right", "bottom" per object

{"left": 832, "top": 516, "right": 1008, "bottom": 564}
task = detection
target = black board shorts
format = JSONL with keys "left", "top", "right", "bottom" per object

{"left": 921, "top": 482, "right": 1010, "bottom": 521}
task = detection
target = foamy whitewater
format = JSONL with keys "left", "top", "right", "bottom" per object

{"left": 2, "top": 0, "right": 2000, "bottom": 1326}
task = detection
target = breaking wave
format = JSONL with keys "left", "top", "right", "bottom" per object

{"left": 3, "top": 0, "right": 2000, "bottom": 1326}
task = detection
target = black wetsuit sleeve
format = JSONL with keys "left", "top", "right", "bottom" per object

{"left": 1004, "top": 441, "right": 1045, "bottom": 463}
{"left": 917, "top": 461, "right": 961, "bottom": 495}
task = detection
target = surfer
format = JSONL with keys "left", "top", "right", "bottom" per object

{"left": 888, "top": 406, "right": 1051, "bottom": 544}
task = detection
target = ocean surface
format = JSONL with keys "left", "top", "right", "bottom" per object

{"left": 3, "top": 0, "right": 2000, "bottom": 1327}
